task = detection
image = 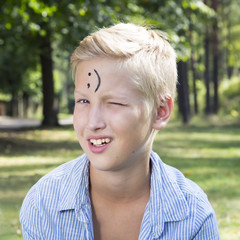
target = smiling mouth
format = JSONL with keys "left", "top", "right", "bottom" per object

{"left": 90, "top": 138, "right": 111, "bottom": 147}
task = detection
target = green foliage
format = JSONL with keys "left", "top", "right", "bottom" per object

{"left": 219, "top": 77, "right": 240, "bottom": 118}
{"left": 223, "top": 0, "right": 240, "bottom": 68}
{"left": 0, "top": 0, "right": 39, "bottom": 96}
{"left": 228, "top": 25, "right": 240, "bottom": 68}
{"left": 0, "top": 93, "right": 11, "bottom": 101}
{"left": 134, "top": 0, "right": 215, "bottom": 60}
{"left": 22, "top": 67, "right": 42, "bottom": 99}
{"left": 0, "top": 0, "right": 239, "bottom": 119}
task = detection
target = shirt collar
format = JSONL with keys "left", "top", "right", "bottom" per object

{"left": 58, "top": 154, "right": 90, "bottom": 212}
{"left": 149, "top": 151, "right": 189, "bottom": 237}
{"left": 57, "top": 151, "right": 189, "bottom": 234}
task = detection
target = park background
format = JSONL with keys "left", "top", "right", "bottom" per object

{"left": 0, "top": 0, "right": 239, "bottom": 239}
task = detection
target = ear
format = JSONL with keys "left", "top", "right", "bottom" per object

{"left": 152, "top": 97, "right": 173, "bottom": 130}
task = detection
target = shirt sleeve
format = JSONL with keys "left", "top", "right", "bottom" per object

{"left": 20, "top": 186, "right": 44, "bottom": 239}
{"left": 192, "top": 193, "right": 220, "bottom": 240}
{"left": 193, "top": 214, "right": 220, "bottom": 240}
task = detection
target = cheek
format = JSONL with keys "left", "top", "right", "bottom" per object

{"left": 73, "top": 108, "right": 86, "bottom": 134}
{"left": 109, "top": 110, "right": 140, "bottom": 134}
{"left": 118, "top": 110, "right": 151, "bottom": 138}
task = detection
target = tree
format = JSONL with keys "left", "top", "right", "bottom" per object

{"left": 16, "top": 0, "right": 60, "bottom": 126}
{"left": 177, "top": 61, "right": 191, "bottom": 123}
{"left": 1, "top": 0, "right": 123, "bottom": 125}
{"left": 211, "top": 0, "right": 219, "bottom": 113}
{"left": 0, "top": 1, "right": 38, "bottom": 116}
{"left": 39, "top": 22, "right": 58, "bottom": 126}
{"left": 218, "top": 0, "right": 240, "bottom": 78}
{"left": 136, "top": 0, "right": 215, "bottom": 122}
{"left": 204, "top": 20, "right": 211, "bottom": 114}
{"left": 189, "top": 26, "right": 199, "bottom": 114}
{"left": 2, "top": 0, "right": 237, "bottom": 124}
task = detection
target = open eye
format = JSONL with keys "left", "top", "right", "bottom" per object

{"left": 76, "top": 99, "right": 90, "bottom": 104}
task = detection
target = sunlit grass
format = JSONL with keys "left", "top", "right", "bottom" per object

{"left": 153, "top": 119, "right": 240, "bottom": 239}
{"left": 0, "top": 125, "right": 81, "bottom": 240}
{"left": 0, "top": 119, "right": 239, "bottom": 239}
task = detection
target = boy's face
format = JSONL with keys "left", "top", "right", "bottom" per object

{"left": 73, "top": 58, "right": 154, "bottom": 172}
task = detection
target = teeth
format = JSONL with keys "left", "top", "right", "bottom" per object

{"left": 90, "top": 138, "right": 111, "bottom": 146}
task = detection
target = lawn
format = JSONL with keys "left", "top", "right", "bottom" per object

{"left": 0, "top": 119, "right": 239, "bottom": 239}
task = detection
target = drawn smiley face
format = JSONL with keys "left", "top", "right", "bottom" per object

{"left": 87, "top": 69, "right": 101, "bottom": 92}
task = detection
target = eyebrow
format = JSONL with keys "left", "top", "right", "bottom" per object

{"left": 74, "top": 91, "right": 128, "bottom": 102}
{"left": 74, "top": 90, "right": 88, "bottom": 97}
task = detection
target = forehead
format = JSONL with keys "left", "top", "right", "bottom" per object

{"left": 76, "top": 58, "right": 121, "bottom": 80}
{"left": 75, "top": 58, "right": 153, "bottom": 111}
{"left": 75, "top": 58, "right": 137, "bottom": 93}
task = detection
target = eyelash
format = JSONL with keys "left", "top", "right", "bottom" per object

{"left": 109, "top": 102, "right": 125, "bottom": 106}
{"left": 76, "top": 100, "right": 126, "bottom": 106}
{"left": 76, "top": 99, "right": 89, "bottom": 104}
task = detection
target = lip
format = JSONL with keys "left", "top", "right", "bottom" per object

{"left": 87, "top": 135, "right": 112, "bottom": 154}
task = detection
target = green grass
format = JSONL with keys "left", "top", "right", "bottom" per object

{"left": 0, "top": 119, "right": 239, "bottom": 239}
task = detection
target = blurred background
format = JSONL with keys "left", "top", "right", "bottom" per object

{"left": 0, "top": 0, "right": 240, "bottom": 239}
{"left": 0, "top": 0, "right": 239, "bottom": 125}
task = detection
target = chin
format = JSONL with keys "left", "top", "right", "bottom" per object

{"left": 88, "top": 155, "right": 123, "bottom": 172}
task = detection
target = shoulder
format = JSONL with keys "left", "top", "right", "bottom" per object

{"left": 163, "top": 162, "right": 206, "bottom": 198}
{"left": 163, "top": 162, "right": 214, "bottom": 213}
{"left": 20, "top": 154, "right": 90, "bottom": 237}
{"left": 20, "top": 154, "right": 89, "bottom": 215}
{"left": 165, "top": 163, "right": 215, "bottom": 212}
{"left": 32, "top": 154, "right": 88, "bottom": 194}
{"left": 41, "top": 153, "right": 88, "bottom": 181}
{"left": 151, "top": 151, "right": 208, "bottom": 201}
{"left": 150, "top": 151, "right": 220, "bottom": 238}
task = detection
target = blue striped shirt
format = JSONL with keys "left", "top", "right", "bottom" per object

{"left": 20, "top": 151, "right": 220, "bottom": 239}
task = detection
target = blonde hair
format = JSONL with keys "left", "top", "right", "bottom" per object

{"left": 71, "top": 23, "right": 177, "bottom": 111}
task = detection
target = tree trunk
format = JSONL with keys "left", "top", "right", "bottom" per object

{"left": 10, "top": 90, "right": 19, "bottom": 117}
{"left": 39, "top": 25, "right": 58, "bottom": 126}
{"left": 23, "top": 92, "right": 29, "bottom": 118}
{"left": 177, "top": 61, "right": 191, "bottom": 124}
{"left": 211, "top": 0, "right": 219, "bottom": 113}
{"left": 189, "top": 28, "right": 198, "bottom": 114}
{"left": 204, "top": 0, "right": 211, "bottom": 114}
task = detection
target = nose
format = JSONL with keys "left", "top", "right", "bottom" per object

{"left": 86, "top": 105, "right": 106, "bottom": 132}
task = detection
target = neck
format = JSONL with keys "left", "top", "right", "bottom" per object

{"left": 89, "top": 158, "right": 151, "bottom": 204}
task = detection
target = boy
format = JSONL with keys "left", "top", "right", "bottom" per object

{"left": 20, "top": 23, "right": 220, "bottom": 239}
